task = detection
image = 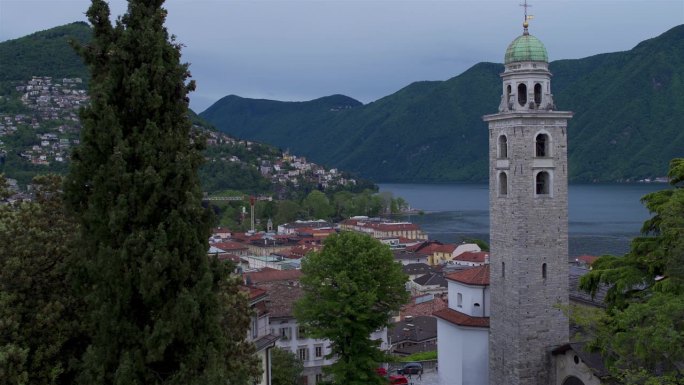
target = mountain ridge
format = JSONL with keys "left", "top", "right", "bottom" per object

{"left": 201, "top": 25, "right": 684, "bottom": 182}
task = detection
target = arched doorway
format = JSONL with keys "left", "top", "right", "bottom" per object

{"left": 562, "top": 375, "right": 586, "bottom": 385}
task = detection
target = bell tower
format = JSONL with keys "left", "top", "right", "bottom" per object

{"left": 483, "top": 12, "right": 572, "bottom": 385}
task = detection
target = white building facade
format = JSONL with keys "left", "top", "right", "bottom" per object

{"left": 434, "top": 265, "right": 490, "bottom": 385}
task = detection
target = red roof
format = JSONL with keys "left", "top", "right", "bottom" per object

{"left": 400, "top": 294, "right": 447, "bottom": 319}
{"left": 577, "top": 255, "right": 598, "bottom": 265}
{"left": 445, "top": 265, "right": 490, "bottom": 286}
{"left": 244, "top": 267, "right": 302, "bottom": 284}
{"left": 213, "top": 241, "right": 248, "bottom": 251}
{"left": 241, "top": 285, "right": 268, "bottom": 301}
{"left": 453, "top": 251, "right": 489, "bottom": 263}
{"left": 433, "top": 307, "right": 489, "bottom": 328}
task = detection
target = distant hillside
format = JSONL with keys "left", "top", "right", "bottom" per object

{"left": 0, "top": 22, "right": 91, "bottom": 89}
{"left": 202, "top": 25, "right": 684, "bottom": 182}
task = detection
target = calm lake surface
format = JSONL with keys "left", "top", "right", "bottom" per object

{"left": 378, "top": 183, "right": 667, "bottom": 257}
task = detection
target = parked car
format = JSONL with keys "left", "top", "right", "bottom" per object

{"left": 398, "top": 362, "right": 423, "bottom": 375}
{"left": 388, "top": 375, "right": 409, "bottom": 385}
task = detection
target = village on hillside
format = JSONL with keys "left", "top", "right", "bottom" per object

{"left": 0, "top": 76, "right": 359, "bottom": 197}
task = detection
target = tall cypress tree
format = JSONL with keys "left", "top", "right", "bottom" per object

{"left": 65, "top": 1, "right": 259, "bottom": 383}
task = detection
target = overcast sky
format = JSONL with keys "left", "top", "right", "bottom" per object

{"left": 1, "top": 0, "right": 682, "bottom": 112}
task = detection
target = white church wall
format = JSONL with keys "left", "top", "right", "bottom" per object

{"left": 447, "top": 280, "right": 490, "bottom": 318}
{"left": 437, "top": 319, "right": 489, "bottom": 385}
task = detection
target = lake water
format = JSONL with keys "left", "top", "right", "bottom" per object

{"left": 378, "top": 183, "right": 667, "bottom": 257}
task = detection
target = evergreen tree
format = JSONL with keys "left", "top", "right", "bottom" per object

{"left": 64, "top": 1, "right": 259, "bottom": 384}
{"left": 295, "top": 232, "right": 409, "bottom": 385}
{"left": 0, "top": 175, "right": 85, "bottom": 384}
{"left": 580, "top": 158, "right": 684, "bottom": 384}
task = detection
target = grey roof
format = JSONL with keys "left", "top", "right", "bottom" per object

{"left": 393, "top": 250, "right": 430, "bottom": 261}
{"left": 413, "top": 272, "right": 447, "bottom": 288}
{"left": 254, "top": 334, "right": 280, "bottom": 352}
{"left": 389, "top": 316, "right": 437, "bottom": 344}
{"left": 552, "top": 342, "right": 610, "bottom": 379}
{"left": 403, "top": 263, "right": 434, "bottom": 276}
{"left": 569, "top": 265, "right": 608, "bottom": 308}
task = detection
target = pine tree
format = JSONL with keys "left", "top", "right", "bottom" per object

{"left": 64, "top": 1, "right": 259, "bottom": 383}
{"left": 0, "top": 175, "right": 85, "bottom": 384}
{"left": 580, "top": 158, "right": 684, "bottom": 384}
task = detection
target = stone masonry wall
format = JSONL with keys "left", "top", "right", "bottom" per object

{"left": 486, "top": 113, "right": 571, "bottom": 385}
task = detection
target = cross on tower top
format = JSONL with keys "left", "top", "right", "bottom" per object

{"left": 520, "top": 0, "right": 534, "bottom": 34}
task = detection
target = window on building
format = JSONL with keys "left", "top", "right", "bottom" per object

{"left": 298, "top": 346, "right": 309, "bottom": 362}
{"left": 542, "top": 263, "right": 547, "bottom": 280}
{"left": 518, "top": 83, "right": 527, "bottom": 106}
{"left": 315, "top": 374, "right": 324, "bottom": 384}
{"left": 499, "top": 172, "right": 508, "bottom": 196}
{"left": 251, "top": 316, "right": 258, "bottom": 338}
{"left": 498, "top": 135, "right": 508, "bottom": 158}
{"left": 457, "top": 293, "right": 463, "bottom": 308}
{"left": 535, "top": 133, "right": 549, "bottom": 157}
{"left": 502, "top": 262, "right": 505, "bottom": 278}
{"left": 536, "top": 171, "right": 550, "bottom": 195}
{"left": 534, "top": 83, "right": 542, "bottom": 105}
{"left": 314, "top": 345, "right": 324, "bottom": 358}
{"left": 279, "top": 327, "right": 291, "bottom": 341}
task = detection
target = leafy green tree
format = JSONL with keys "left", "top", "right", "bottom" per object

{"left": 0, "top": 174, "right": 86, "bottom": 384}
{"left": 295, "top": 232, "right": 409, "bottom": 385}
{"left": 271, "top": 347, "right": 304, "bottom": 385}
{"left": 64, "top": 1, "right": 258, "bottom": 384}
{"left": 580, "top": 158, "right": 684, "bottom": 384}
{"left": 274, "top": 200, "right": 303, "bottom": 226}
{"left": 303, "top": 190, "right": 333, "bottom": 219}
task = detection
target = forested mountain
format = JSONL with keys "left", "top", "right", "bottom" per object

{"left": 3, "top": 22, "right": 683, "bottom": 182}
{"left": 0, "top": 22, "right": 91, "bottom": 91}
{"left": 201, "top": 25, "right": 684, "bottom": 182}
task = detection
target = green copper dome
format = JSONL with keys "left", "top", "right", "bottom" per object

{"left": 504, "top": 33, "right": 548, "bottom": 64}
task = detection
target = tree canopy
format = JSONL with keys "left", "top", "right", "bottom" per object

{"left": 580, "top": 158, "right": 684, "bottom": 384}
{"left": 295, "top": 232, "right": 409, "bottom": 385}
{"left": 270, "top": 347, "right": 304, "bottom": 385}
{"left": 0, "top": 175, "right": 85, "bottom": 384}
{"left": 63, "top": 1, "right": 258, "bottom": 383}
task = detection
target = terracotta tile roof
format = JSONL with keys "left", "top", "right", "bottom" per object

{"left": 453, "top": 251, "right": 489, "bottom": 263}
{"left": 244, "top": 267, "right": 302, "bottom": 284}
{"left": 260, "top": 282, "right": 303, "bottom": 318}
{"left": 213, "top": 241, "right": 249, "bottom": 251}
{"left": 435, "top": 244, "right": 457, "bottom": 253}
{"left": 400, "top": 294, "right": 447, "bottom": 319}
{"left": 241, "top": 285, "right": 268, "bottom": 302}
{"left": 433, "top": 307, "right": 489, "bottom": 328}
{"left": 445, "top": 265, "right": 490, "bottom": 286}
{"left": 216, "top": 253, "right": 241, "bottom": 263}
{"left": 576, "top": 255, "right": 598, "bottom": 265}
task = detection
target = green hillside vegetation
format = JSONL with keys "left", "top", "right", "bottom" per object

{"left": 0, "top": 22, "right": 91, "bottom": 92}
{"left": 201, "top": 25, "right": 684, "bottom": 182}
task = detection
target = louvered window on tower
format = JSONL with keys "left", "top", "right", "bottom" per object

{"left": 536, "top": 172, "right": 550, "bottom": 195}
{"left": 498, "top": 135, "right": 508, "bottom": 158}
{"left": 535, "top": 133, "right": 549, "bottom": 157}
{"left": 534, "top": 83, "right": 542, "bottom": 105}
{"left": 518, "top": 83, "right": 527, "bottom": 106}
